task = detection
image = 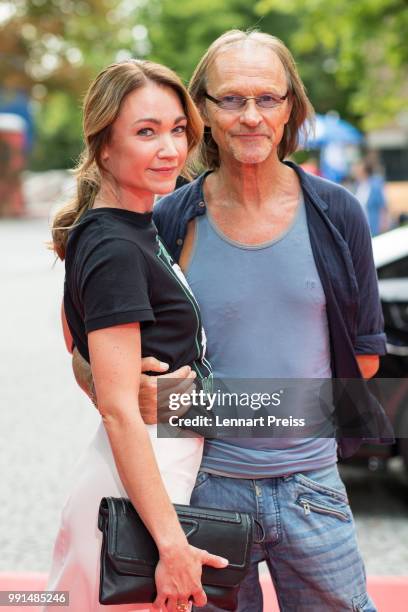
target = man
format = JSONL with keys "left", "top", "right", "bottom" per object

{"left": 71, "top": 30, "right": 388, "bottom": 611}
{"left": 153, "top": 30, "right": 388, "bottom": 611}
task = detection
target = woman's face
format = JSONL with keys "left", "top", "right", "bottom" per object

{"left": 102, "top": 81, "right": 188, "bottom": 196}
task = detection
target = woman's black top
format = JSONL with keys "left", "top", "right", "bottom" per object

{"left": 64, "top": 207, "right": 212, "bottom": 384}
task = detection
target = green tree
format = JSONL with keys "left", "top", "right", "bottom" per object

{"left": 2, "top": 0, "right": 405, "bottom": 169}
{"left": 0, "top": 0, "right": 149, "bottom": 169}
{"left": 256, "top": 0, "right": 408, "bottom": 130}
{"left": 138, "top": 0, "right": 360, "bottom": 129}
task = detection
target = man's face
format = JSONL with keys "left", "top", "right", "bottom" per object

{"left": 204, "top": 43, "right": 292, "bottom": 165}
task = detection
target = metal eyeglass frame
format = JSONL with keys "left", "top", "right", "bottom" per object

{"left": 204, "top": 91, "right": 289, "bottom": 110}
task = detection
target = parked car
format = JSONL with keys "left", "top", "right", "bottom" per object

{"left": 344, "top": 225, "right": 408, "bottom": 471}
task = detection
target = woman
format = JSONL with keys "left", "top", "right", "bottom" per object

{"left": 46, "top": 59, "right": 227, "bottom": 612}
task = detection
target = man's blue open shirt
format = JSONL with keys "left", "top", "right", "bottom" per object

{"left": 153, "top": 162, "right": 394, "bottom": 457}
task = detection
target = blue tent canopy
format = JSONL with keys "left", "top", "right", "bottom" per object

{"left": 302, "top": 113, "right": 363, "bottom": 149}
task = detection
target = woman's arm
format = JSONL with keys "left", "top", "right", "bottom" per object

{"left": 89, "top": 322, "right": 227, "bottom": 610}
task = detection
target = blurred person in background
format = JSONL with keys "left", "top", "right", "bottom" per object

{"left": 0, "top": 114, "right": 26, "bottom": 216}
{"left": 299, "top": 155, "right": 321, "bottom": 176}
{"left": 352, "top": 157, "right": 388, "bottom": 236}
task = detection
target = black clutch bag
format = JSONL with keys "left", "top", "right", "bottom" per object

{"left": 98, "top": 497, "right": 253, "bottom": 611}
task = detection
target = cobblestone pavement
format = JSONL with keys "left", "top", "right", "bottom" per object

{"left": 1, "top": 216, "right": 407, "bottom": 576}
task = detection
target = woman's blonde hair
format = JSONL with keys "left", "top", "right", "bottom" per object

{"left": 188, "top": 29, "right": 314, "bottom": 170}
{"left": 52, "top": 59, "right": 203, "bottom": 260}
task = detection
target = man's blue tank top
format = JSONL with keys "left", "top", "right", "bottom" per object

{"left": 185, "top": 196, "right": 337, "bottom": 477}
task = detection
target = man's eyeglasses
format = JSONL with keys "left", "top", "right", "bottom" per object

{"left": 204, "top": 91, "right": 289, "bottom": 110}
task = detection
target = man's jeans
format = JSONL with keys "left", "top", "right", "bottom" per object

{"left": 191, "top": 464, "right": 376, "bottom": 611}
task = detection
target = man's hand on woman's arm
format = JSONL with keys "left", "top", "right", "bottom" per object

{"left": 138, "top": 360, "right": 197, "bottom": 424}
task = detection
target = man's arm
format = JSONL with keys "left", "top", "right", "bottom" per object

{"left": 340, "top": 191, "right": 387, "bottom": 358}
{"left": 72, "top": 347, "right": 98, "bottom": 405}
{"left": 61, "top": 302, "right": 74, "bottom": 354}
